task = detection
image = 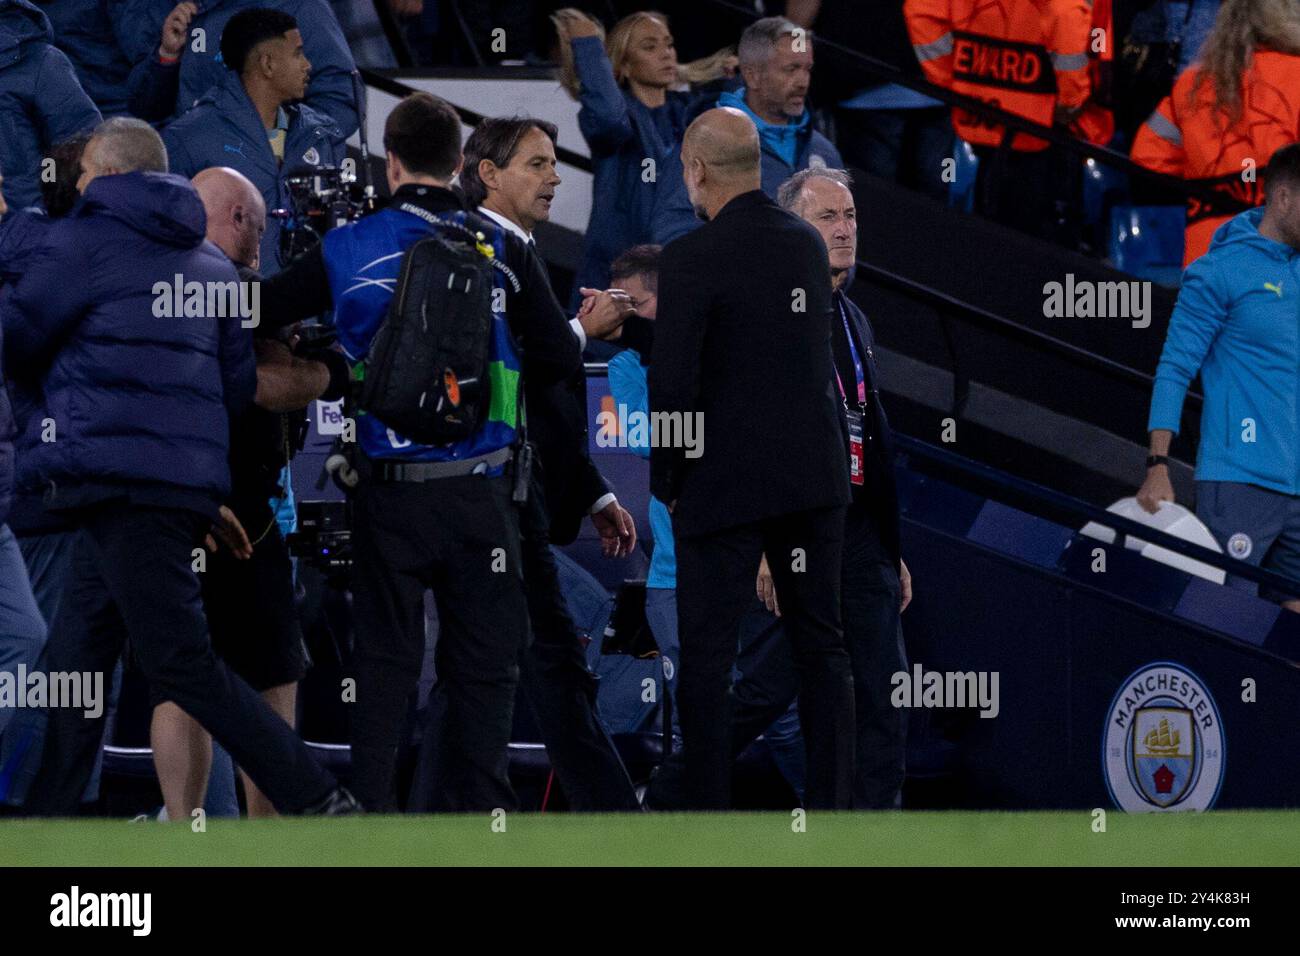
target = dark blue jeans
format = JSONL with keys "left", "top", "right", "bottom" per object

{"left": 0, "top": 525, "right": 56, "bottom": 806}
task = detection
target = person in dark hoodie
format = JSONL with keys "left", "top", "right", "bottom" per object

{"left": 651, "top": 15, "right": 842, "bottom": 245}
{"left": 2, "top": 117, "right": 356, "bottom": 816}
{"left": 120, "top": 0, "right": 358, "bottom": 138}
{"left": 0, "top": 0, "right": 101, "bottom": 210}
{"left": 162, "top": 7, "right": 344, "bottom": 276}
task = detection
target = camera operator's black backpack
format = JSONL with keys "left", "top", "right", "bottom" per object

{"left": 360, "top": 207, "right": 517, "bottom": 445}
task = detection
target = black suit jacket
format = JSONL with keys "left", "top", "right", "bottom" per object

{"left": 486, "top": 231, "right": 610, "bottom": 546}
{"left": 526, "top": 367, "right": 611, "bottom": 546}
{"left": 650, "top": 190, "right": 851, "bottom": 537}
{"left": 837, "top": 289, "right": 901, "bottom": 567}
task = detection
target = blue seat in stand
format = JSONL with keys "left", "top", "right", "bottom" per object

{"left": 1109, "top": 204, "right": 1185, "bottom": 287}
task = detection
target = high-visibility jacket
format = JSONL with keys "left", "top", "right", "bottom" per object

{"left": 1132, "top": 49, "right": 1300, "bottom": 266}
{"left": 904, "top": 0, "right": 1094, "bottom": 151}
{"left": 1072, "top": 0, "right": 1114, "bottom": 145}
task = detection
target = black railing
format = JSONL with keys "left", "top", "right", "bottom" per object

{"left": 896, "top": 432, "right": 1300, "bottom": 599}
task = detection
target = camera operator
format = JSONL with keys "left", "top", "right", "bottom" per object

{"left": 146, "top": 166, "right": 350, "bottom": 821}
{"left": 260, "top": 92, "right": 582, "bottom": 812}
{"left": 162, "top": 8, "right": 344, "bottom": 276}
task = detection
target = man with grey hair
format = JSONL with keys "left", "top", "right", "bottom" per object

{"left": 755, "top": 166, "right": 913, "bottom": 808}
{"left": 651, "top": 16, "right": 842, "bottom": 244}
{"left": 4, "top": 117, "right": 357, "bottom": 816}
{"left": 74, "top": 116, "right": 168, "bottom": 189}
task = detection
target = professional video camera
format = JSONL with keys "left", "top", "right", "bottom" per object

{"left": 272, "top": 165, "right": 376, "bottom": 263}
{"left": 286, "top": 499, "right": 353, "bottom": 579}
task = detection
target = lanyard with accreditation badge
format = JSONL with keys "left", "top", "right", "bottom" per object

{"left": 833, "top": 300, "right": 869, "bottom": 487}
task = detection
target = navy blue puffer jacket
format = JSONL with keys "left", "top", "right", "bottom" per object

{"left": 1, "top": 171, "right": 256, "bottom": 502}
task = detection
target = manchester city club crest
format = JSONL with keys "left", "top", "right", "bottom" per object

{"left": 1103, "top": 662, "right": 1225, "bottom": 812}
{"left": 1226, "top": 532, "right": 1252, "bottom": 560}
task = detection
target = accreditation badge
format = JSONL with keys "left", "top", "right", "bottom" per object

{"left": 846, "top": 406, "right": 865, "bottom": 487}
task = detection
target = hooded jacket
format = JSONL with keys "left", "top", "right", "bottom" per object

{"left": 0, "top": 171, "right": 256, "bottom": 511}
{"left": 120, "top": 0, "right": 358, "bottom": 138}
{"left": 649, "top": 85, "right": 843, "bottom": 246}
{"left": 1148, "top": 207, "right": 1300, "bottom": 494}
{"left": 0, "top": 0, "right": 101, "bottom": 209}
{"left": 163, "top": 69, "right": 344, "bottom": 275}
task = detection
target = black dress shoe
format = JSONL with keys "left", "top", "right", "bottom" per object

{"left": 303, "top": 786, "right": 364, "bottom": 815}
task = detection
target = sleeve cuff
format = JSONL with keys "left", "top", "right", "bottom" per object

{"left": 589, "top": 492, "right": 617, "bottom": 515}
{"left": 1147, "top": 378, "right": 1187, "bottom": 435}
{"left": 569, "top": 316, "right": 587, "bottom": 351}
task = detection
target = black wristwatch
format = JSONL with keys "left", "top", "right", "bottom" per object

{"left": 1146, "top": 454, "right": 1170, "bottom": 469}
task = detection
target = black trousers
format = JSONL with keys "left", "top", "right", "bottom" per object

{"left": 349, "top": 473, "right": 529, "bottom": 812}
{"left": 515, "top": 478, "right": 639, "bottom": 810}
{"left": 731, "top": 503, "right": 908, "bottom": 808}
{"left": 25, "top": 502, "right": 337, "bottom": 815}
{"left": 674, "top": 505, "right": 854, "bottom": 810}
{"left": 649, "top": 502, "right": 908, "bottom": 809}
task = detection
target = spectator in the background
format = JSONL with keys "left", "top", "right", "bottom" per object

{"left": 1131, "top": 0, "right": 1300, "bottom": 266}
{"left": 121, "top": 0, "right": 358, "bottom": 138}
{"left": 788, "top": 0, "right": 952, "bottom": 202}
{"left": 162, "top": 8, "right": 344, "bottom": 275}
{"left": 605, "top": 245, "right": 674, "bottom": 715}
{"left": 37, "top": 0, "right": 137, "bottom": 116}
{"left": 651, "top": 15, "right": 841, "bottom": 244}
{"left": 1118, "top": 0, "right": 1222, "bottom": 139}
{"left": 554, "top": 8, "right": 733, "bottom": 306}
{"left": 0, "top": 0, "right": 101, "bottom": 211}
{"left": 325, "top": 0, "right": 398, "bottom": 69}
{"left": 904, "top": 0, "right": 1098, "bottom": 239}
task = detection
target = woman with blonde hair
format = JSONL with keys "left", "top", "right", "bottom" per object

{"left": 1132, "top": 0, "right": 1300, "bottom": 264}
{"left": 553, "top": 8, "right": 733, "bottom": 307}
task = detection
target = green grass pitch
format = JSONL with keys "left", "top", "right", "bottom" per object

{"left": 3, "top": 810, "right": 1298, "bottom": 866}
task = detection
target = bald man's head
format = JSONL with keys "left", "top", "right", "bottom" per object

{"left": 193, "top": 167, "right": 267, "bottom": 270}
{"left": 680, "top": 108, "right": 762, "bottom": 220}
